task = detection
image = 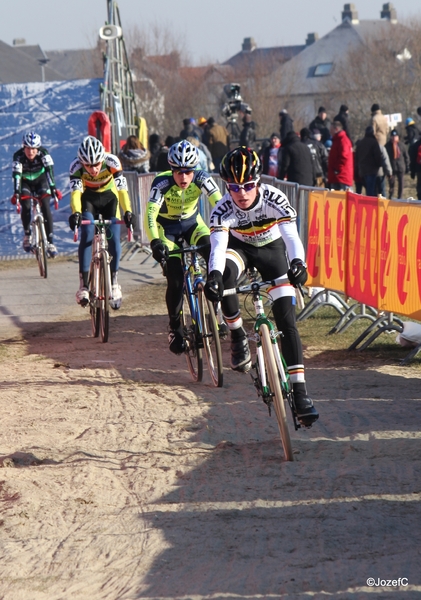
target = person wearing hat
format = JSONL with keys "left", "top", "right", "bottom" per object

{"left": 370, "top": 103, "right": 389, "bottom": 146}
{"left": 354, "top": 126, "right": 383, "bottom": 196}
{"left": 309, "top": 106, "right": 331, "bottom": 144}
{"left": 385, "top": 129, "right": 409, "bottom": 199}
{"left": 261, "top": 133, "right": 282, "bottom": 177}
{"left": 279, "top": 109, "right": 294, "bottom": 143}
{"left": 179, "top": 118, "right": 203, "bottom": 142}
{"left": 404, "top": 117, "right": 420, "bottom": 147}
{"left": 333, "top": 104, "right": 351, "bottom": 142}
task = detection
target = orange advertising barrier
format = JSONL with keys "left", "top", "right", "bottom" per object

{"left": 306, "top": 189, "right": 346, "bottom": 293}
{"left": 306, "top": 190, "right": 421, "bottom": 321}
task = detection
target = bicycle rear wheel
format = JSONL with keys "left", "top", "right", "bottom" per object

{"left": 260, "top": 323, "right": 294, "bottom": 461}
{"left": 99, "top": 252, "right": 110, "bottom": 343}
{"left": 89, "top": 261, "right": 100, "bottom": 338}
{"left": 182, "top": 288, "right": 203, "bottom": 382}
{"left": 34, "top": 221, "right": 47, "bottom": 279}
{"left": 197, "top": 282, "right": 223, "bottom": 387}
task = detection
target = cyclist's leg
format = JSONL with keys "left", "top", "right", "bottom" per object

{"left": 186, "top": 214, "right": 210, "bottom": 262}
{"left": 78, "top": 195, "right": 96, "bottom": 301}
{"left": 219, "top": 242, "right": 252, "bottom": 372}
{"left": 34, "top": 176, "right": 54, "bottom": 242}
{"left": 254, "top": 240, "right": 318, "bottom": 423}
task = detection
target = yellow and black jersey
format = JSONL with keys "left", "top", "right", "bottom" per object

{"left": 69, "top": 153, "right": 132, "bottom": 215}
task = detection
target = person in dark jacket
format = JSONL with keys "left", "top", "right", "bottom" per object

{"left": 385, "top": 130, "right": 409, "bottom": 199}
{"left": 179, "top": 118, "right": 202, "bottom": 142}
{"left": 309, "top": 106, "right": 331, "bottom": 144}
{"left": 409, "top": 137, "right": 421, "bottom": 199}
{"left": 239, "top": 113, "right": 257, "bottom": 149}
{"left": 404, "top": 117, "right": 420, "bottom": 147}
{"left": 333, "top": 104, "right": 351, "bottom": 142}
{"left": 301, "top": 127, "right": 327, "bottom": 187}
{"left": 261, "top": 133, "right": 282, "bottom": 177}
{"left": 354, "top": 126, "right": 383, "bottom": 196}
{"left": 279, "top": 130, "right": 314, "bottom": 186}
{"left": 119, "top": 135, "right": 150, "bottom": 173}
{"left": 279, "top": 109, "right": 294, "bottom": 143}
{"left": 149, "top": 133, "right": 163, "bottom": 172}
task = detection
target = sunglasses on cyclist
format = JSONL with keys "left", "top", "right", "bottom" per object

{"left": 226, "top": 180, "right": 258, "bottom": 193}
{"left": 172, "top": 168, "right": 194, "bottom": 174}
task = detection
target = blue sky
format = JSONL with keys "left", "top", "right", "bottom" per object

{"left": 0, "top": 0, "right": 419, "bottom": 65}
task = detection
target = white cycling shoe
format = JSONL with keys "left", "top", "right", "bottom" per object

{"left": 110, "top": 284, "right": 122, "bottom": 310}
{"left": 47, "top": 243, "right": 58, "bottom": 258}
{"left": 76, "top": 287, "right": 89, "bottom": 307}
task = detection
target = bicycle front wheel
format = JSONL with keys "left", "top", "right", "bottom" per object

{"left": 260, "top": 323, "right": 294, "bottom": 461}
{"left": 99, "top": 252, "right": 110, "bottom": 343}
{"left": 34, "top": 221, "right": 47, "bottom": 279}
{"left": 89, "top": 260, "right": 100, "bottom": 338}
{"left": 182, "top": 288, "right": 203, "bottom": 382}
{"left": 197, "top": 282, "right": 223, "bottom": 387}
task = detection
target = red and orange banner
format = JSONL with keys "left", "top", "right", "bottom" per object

{"left": 306, "top": 190, "right": 421, "bottom": 321}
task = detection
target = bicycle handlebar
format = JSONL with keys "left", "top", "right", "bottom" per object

{"left": 223, "top": 278, "right": 304, "bottom": 298}
{"left": 167, "top": 243, "right": 210, "bottom": 256}
{"left": 73, "top": 221, "right": 133, "bottom": 242}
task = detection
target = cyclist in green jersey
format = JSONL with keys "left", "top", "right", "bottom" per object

{"left": 145, "top": 140, "right": 222, "bottom": 354}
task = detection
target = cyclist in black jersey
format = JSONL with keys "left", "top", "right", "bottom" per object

{"left": 11, "top": 131, "right": 62, "bottom": 256}
{"left": 204, "top": 146, "right": 318, "bottom": 426}
{"left": 145, "top": 140, "right": 222, "bottom": 354}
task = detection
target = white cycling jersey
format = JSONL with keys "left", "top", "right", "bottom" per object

{"left": 209, "top": 182, "right": 305, "bottom": 274}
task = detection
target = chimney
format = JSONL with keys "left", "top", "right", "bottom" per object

{"left": 341, "top": 3, "right": 359, "bottom": 24}
{"left": 13, "top": 38, "right": 26, "bottom": 46}
{"left": 381, "top": 2, "right": 397, "bottom": 23}
{"left": 242, "top": 37, "right": 256, "bottom": 52}
{"left": 306, "top": 33, "right": 319, "bottom": 46}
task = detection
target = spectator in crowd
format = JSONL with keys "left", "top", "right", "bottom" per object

{"left": 333, "top": 104, "right": 351, "bottom": 141}
{"left": 354, "top": 126, "right": 383, "bottom": 196}
{"left": 301, "top": 127, "right": 327, "bottom": 187}
{"left": 186, "top": 136, "right": 208, "bottom": 171}
{"left": 198, "top": 117, "right": 210, "bottom": 147}
{"left": 404, "top": 117, "right": 420, "bottom": 147}
{"left": 409, "top": 136, "right": 421, "bottom": 199}
{"left": 385, "top": 129, "right": 409, "bottom": 199}
{"left": 148, "top": 133, "right": 163, "bottom": 172}
{"left": 353, "top": 136, "right": 364, "bottom": 194}
{"left": 309, "top": 106, "right": 331, "bottom": 144}
{"left": 310, "top": 128, "right": 329, "bottom": 185}
{"left": 261, "top": 133, "right": 282, "bottom": 177}
{"left": 327, "top": 121, "right": 353, "bottom": 191}
{"left": 206, "top": 117, "right": 230, "bottom": 171}
{"left": 155, "top": 136, "right": 175, "bottom": 172}
{"left": 118, "top": 135, "right": 150, "bottom": 173}
{"left": 370, "top": 103, "right": 389, "bottom": 146}
{"left": 239, "top": 112, "right": 257, "bottom": 149}
{"left": 376, "top": 144, "right": 392, "bottom": 197}
{"left": 279, "top": 109, "right": 294, "bottom": 143}
{"left": 279, "top": 130, "right": 314, "bottom": 186}
{"left": 180, "top": 118, "right": 202, "bottom": 142}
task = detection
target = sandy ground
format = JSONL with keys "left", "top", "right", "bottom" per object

{"left": 0, "top": 270, "right": 421, "bottom": 600}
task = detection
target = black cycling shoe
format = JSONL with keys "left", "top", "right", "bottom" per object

{"left": 218, "top": 321, "right": 229, "bottom": 339}
{"left": 294, "top": 394, "right": 319, "bottom": 426}
{"left": 230, "top": 336, "right": 252, "bottom": 372}
{"left": 168, "top": 329, "right": 186, "bottom": 355}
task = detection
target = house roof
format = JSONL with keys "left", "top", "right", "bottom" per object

{"left": 273, "top": 19, "right": 403, "bottom": 96}
{"left": 0, "top": 40, "right": 64, "bottom": 83}
{"left": 46, "top": 48, "right": 103, "bottom": 80}
{"left": 224, "top": 45, "right": 305, "bottom": 75}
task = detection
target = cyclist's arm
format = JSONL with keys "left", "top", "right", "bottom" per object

{"left": 40, "top": 148, "right": 56, "bottom": 189}
{"left": 144, "top": 175, "right": 168, "bottom": 240}
{"left": 12, "top": 159, "right": 22, "bottom": 195}
{"left": 106, "top": 155, "right": 132, "bottom": 213}
{"left": 208, "top": 198, "right": 232, "bottom": 273}
{"left": 69, "top": 159, "right": 84, "bottom": 213}
{"left": 279, "top": 220, "right": 306, "bottom": 263}
{"left": 195, "top": 171, "right": 222, "bottom": 207}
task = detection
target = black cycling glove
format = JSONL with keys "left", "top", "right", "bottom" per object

{"left": 287, "top": 258, "right": 308, "bottom": 287}
{"left": 69, "top": 212, "right": 81, "bottom": 231}
{"left": 150, "top": 239, "right": 168, "bottom": 263}
{"left": 204, "top": 270, "right": 224, "bottom": 302}
{"left": 124, "top": 211, "right": 136, "bottom": 228}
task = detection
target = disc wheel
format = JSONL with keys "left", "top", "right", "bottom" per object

{"left": 197, "top": 282, "right": 223, "bottom": 387}
{"left": 182, "top": 288, "right": 203, "bottom": 382}
{"left": 99, "top": 253, "right": 110, "bottom": 343}
{"left": 260, "top": 323, "right": 294, "bottom": 461}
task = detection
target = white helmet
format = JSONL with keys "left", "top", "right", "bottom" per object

{"left": 77, "top": 135, "right": 105, "bottom": 165}
{"left": 167, "top": 140, "right": 199, "bottom": 170}
{"left": 22, "top": 131, "right": 41, "bottom": 148}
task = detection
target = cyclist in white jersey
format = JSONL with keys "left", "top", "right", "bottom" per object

{"left": 204, "top": 146, "right": 318, "bottom": 426}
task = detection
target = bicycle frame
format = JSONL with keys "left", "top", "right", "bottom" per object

{"left": 182, "top": 249, "right": 206, "bottom": 348}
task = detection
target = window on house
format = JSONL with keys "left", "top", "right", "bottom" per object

{"left": 313, "top": 63, "right": 333, "bottom": 76}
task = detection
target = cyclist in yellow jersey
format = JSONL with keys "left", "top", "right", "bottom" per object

{"left": 68, "top": 136, "right": 134, "bottom": 309}
{"left": 145, "top": 140, "right": 222, "bottom": 354}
